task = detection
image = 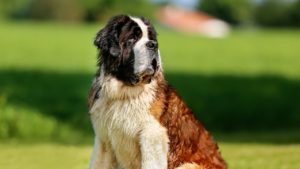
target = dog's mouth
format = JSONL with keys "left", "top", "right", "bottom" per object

{"left": 138, "top": 58, "right": 158, "bottom": 84}
{"left": 127, "top": 58, "right": 158, "bottom": 86}
{"left": 139, "top": 69, "right": 155, "bottom": 84}
{"left": 127, "top": 68, "right": 155, "bottom": 86}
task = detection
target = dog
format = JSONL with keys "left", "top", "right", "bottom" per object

{"left": 88, "top": 15, "right": 227, "bottom": 169}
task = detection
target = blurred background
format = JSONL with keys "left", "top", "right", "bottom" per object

{"left": 0, "top": 0, "right": 300, "bottom": 169}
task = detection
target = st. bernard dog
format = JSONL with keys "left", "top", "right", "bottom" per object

{"left": 88, "top": 15, "right": 227, "bottom": 169}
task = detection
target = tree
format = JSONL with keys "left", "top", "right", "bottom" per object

{"left": 199, "top": 0, "right": 253, "bottom": 25}
{"left": 254, "top": 0, "right": 296, "bottom": 27}
{"left": 82, "top": 0, "right": 156, "bottom": 22}
{"left": 289, "top": 0, "right": 300, "bottom": 26}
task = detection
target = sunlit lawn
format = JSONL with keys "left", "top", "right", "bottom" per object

{"left": 1, "top": 21, "right": 300, "bottom": 169}
{"left": 1, "top": 143, "right": 300, "bottom": 169}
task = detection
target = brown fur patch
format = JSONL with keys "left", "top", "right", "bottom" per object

{"left": 150, "top": 72, "right": 167, "bottom": 119}
{"left": 150, "top": 72, "right": 227, "bottom": 169}
{"left": 150, "top": 96, "right": 165, "bottom": 119}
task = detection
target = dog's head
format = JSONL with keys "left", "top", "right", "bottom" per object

{"left": 94, "top": 15, "right": 161, "bottom": 86}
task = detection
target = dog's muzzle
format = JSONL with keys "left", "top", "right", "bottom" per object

{"left": 129, "top": 57, "right": 158, "bottom": 85}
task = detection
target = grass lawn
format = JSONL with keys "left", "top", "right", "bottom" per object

{"left": 0, "top": 21, "right": 300, "bottom": 169}
{"left": 1, "top": 142, "right": 300, "bottom": 169}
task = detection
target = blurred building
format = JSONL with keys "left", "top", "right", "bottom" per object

{"left": 157, "top": 6, "right": 230, "bottom": 38}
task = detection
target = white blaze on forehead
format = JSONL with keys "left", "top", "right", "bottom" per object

{"left": 129, "top": 16, "right": 148, "bottom": 38}
{"left": 129, "top": 16, "right": 151, "bottom": 74}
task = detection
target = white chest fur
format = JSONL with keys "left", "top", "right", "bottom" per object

{"left": 90, "top": 76, "right": 168, "bottom": 169}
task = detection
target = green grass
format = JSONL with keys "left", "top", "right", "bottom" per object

{"left": 0, "top": 21, "right": 300, "bottom": 168}
{"left": 0, "top": 143, "right": 91, "bottom": 169}
{"left": 0, "top": 143, "right": 299, "bottom": 169}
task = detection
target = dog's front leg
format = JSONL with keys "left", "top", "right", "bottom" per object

{"left": 139, "top": 122, "right": 169, "bottom": 169}
{"left": 89, "top": 137, "right": 117, "bottom": 169}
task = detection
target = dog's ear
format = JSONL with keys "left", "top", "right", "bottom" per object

{"left": 94, "top": 28, "right": 109, "bottom": 55}
{"left": 94, "top": 15, "right": 129, "bottom": 57}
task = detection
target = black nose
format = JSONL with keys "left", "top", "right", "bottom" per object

{"left": 146, "top": 40, "right": 158, "bottom": 50}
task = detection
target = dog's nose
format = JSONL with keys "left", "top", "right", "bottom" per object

{"left": 146, "top": 40, "right": 158, "bottom": 50}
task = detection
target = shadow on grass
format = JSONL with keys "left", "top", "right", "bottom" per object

{"left": 0, "top": 70, "right": 94, "bottom": 142}
{"left": 0, "top": 69, "right": 300, "bottom": 143}
{"left": 166, "top": 73, "right": 300, "bottom": 131}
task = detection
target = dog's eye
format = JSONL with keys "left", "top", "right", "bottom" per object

{"left": 126, "top": 38, "right": 135, "bottom": 46}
